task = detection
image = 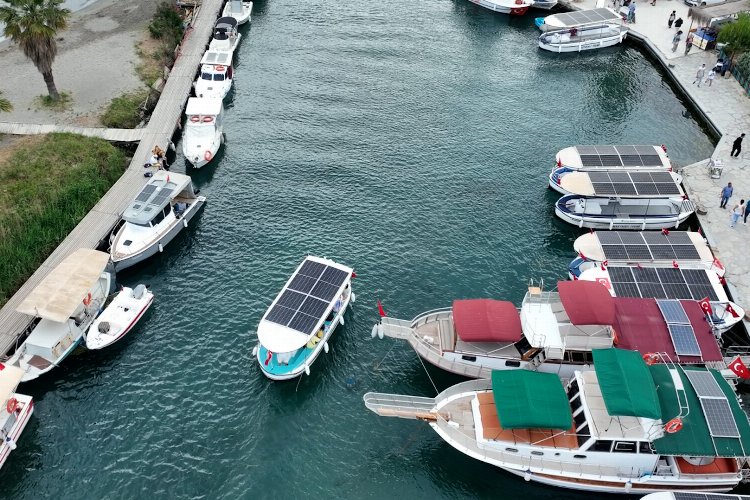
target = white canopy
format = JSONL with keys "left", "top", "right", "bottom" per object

{"left": 186, "top": 97, "right": 223, "bottom": 116}
{"left": 16, "top": 248, "right": 110, "bottom": 322}
{"left": 0, "top": 364, "right": 26, "bottom": 407}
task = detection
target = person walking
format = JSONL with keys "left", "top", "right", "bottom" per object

{"left": 720, "top": 182, "right": 734, "bottom": 208}
{"left": 744, "top": 201, "right": 750, "bottom": 224}
{"left": 731, "top": 133, "right": 745, "bottom": 157}
{"left": 693, "top": 63, "right": 706, "bottom": 86}
{"left": 707, "top": 69, "right": 716, "bottom": 86}
{"left": 731, "top": 199, "right": 745, "bottom": 228}
{"left": 684, "top": 34, "right": 694, "bottom": 55}
{"left": 671, "top": 31, "right": 683, "bottom": 52}
{"left": 674, "top": 17, "right": 684, "bottom": 30}
{"left": 668, "top": 10, "right": 676, "bottom": 27}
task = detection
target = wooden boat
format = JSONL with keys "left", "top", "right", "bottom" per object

{"left": 555, "top": 194, "right": 695, "bottom": 230}
{"left": 365, "top": 349, "right": 750, "bottom": 494}
{"left": 0, "top": 364, "right": 33, "bottom": 470}
{"left": 86, "top": 285, "right": 154, "bottom": 350}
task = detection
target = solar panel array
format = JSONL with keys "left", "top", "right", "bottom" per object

{"left": 656, "top": 300, "right": 701, "bottom": 357}
{"left": 596, "top": 231, "right": 700, "bottom": 261}
{"left": 585, "top": 171, "right": 680, "bottom": 197}
{"left": 674, "top": 494, "right": 745, "bottom": 500}
{"left": 135, "top": 184, "right": 158, "bottom": 203}
{"left": 552, "top": 8, "right": 621, "bottom": 26}
{"left": 685, "top": 371, "right": 741, "bottom": 439}
{"left": 265, "top": 259, "right": 350, "bottom": 336}
{"left": 607, "top": 266, "right": 719, "bottom": 301}
{"left": 575, "top": 145, "right": 664, "bottom": 168}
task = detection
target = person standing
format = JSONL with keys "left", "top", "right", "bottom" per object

{"left": 693, "top": 63, "right": 706, "bottom": 86}
{"left": 628, "top": 1, "right": 636, "bottom": 23}
{"left": 684, "top": 34, "right": 694, "bottom": 55}
{"left": 674, "top": 17, "right": 684, "bottom": 30}
{"left": 671, "top": 31, "right": 682, "bottom": 52}
{"left": 731, "top": 133, "right": 745, "bottom": 157}
{"left": 707, "top": 69, "right": 716, "bottom": 86}
{"left": 668, "top": 10, "right": 676, "bottom": 28}
{"left": 720, "top": 182, "right": 734, "bottom": 208}
{"left": 731, "top": 199, "right": 745, "bottom": 228}
{"left": 744, "top": 200, "right": 750, "bottom": 224}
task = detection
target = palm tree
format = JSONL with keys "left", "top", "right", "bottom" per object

{"left": 0, "top": 92, "right": 11, "bottom": 112}
{"left": 0, "top": 0, "right": 70, "bottom": 101}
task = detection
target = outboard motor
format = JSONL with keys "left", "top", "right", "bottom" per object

{"left": 133, "top": 284, "right": 147, "bottom": 300}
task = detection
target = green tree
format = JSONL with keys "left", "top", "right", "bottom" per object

{"left": 718, "top": 13, "right": 750, "bottom": 64}
{"left": 0, "top": 0, "right": 70, "bottom": 101}
{"left": 0, "top": 92, "right": 11, "bottom": 112}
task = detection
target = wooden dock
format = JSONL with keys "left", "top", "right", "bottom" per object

{"left": 0, "top": 123, "right": 147, "bottom": 142}
{"left": 0, "top": 0, "right": 225, "bottom": 356}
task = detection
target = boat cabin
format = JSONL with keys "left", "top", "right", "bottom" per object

{"left": 122, "top": 172, "right": 200, "bottom": 229}
{"left": 209, "top": 17, "right": 240, "bottom": 53}
{"left": 558, "top": 171, "right": 684, "bottom": 199}
{"left": 198, "top": 63, "right": 232, "bottom": 84}
{"left": 185, "top": 97, "right": 223, "bottom": 131}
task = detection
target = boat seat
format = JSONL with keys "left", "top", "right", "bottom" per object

{"left": 675, "top": 457, "right": 738, "bottom": 474}
{"left": 28, "top": 355, "right": 52, "bottom": 369}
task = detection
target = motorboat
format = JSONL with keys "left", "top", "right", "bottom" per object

{"left": 569, "top": 230, "right": 725, "bottom": 279}
{"left": 86, "top": 285, "right": 154, "bottom": 350}
{"left": 209, "top": 17, "right": 241, "bottom": 54}
{"left": 536, "top": 7, "right": 622, "bottom": 30}
{"left": 222, "top": 0, "right": 253, "bottom": 25}
{"left": 7, "top": 249, "right": 112, "bottom": 382}
{"left": 578, "top": 263, "right": 744, "bottom": 333}
{"left": 254, "top": 256, "right": 355, "bottom": 380}
{"left": 0, "top": 364, "right": 33, "bottom": 470}
{"left": 365, "top": 348, "right": 750, "bottom": 494}
{"left": 182, "top": 97, "right": 224, "bottom": 168}
{"left": 532, "top": 0, "right": 558, "bottom": 10}
{"left": 373, "top": 280, "right": 726, "bottom": 380}
{"left": 554, "top": 145, "right": 672, "bottom": 171}
{"left": 555, "top": 194, "right": 695, "bottom": 230}
{"left": 110, "top": 171, "right": 206, "bottom": 271}
{"left": 550, "top": 169, "right": 683, "bottom": 196}
{"left": 539, "top": 23, "right": 627, "bottom": 53}
{"left": 468, "top": 0, "right": 533, "bottom": 15}
{"left": 194, "top": 62, "right": 233, "bottom": 100}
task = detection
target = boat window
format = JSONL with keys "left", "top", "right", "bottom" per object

{"left": 151, "top": 204, "right": 172, "bottom": 226}
{"left": 531, "top": 451, "right": 544, "bottom": 456}
{"left": 505, "top": 447, "right": 518, "bottom": 453}
{"left": 639, "top": 442, "right": 653, "bottom": 454}
{"left": 514, "top": 336, "right": 532, "bottom": 356}
{"left": 573, "top": 455, "right": 587, "bottom": 459}
{"left": 590, "top": 440, "right": 612, "bottom": 452}
{"left": 613, "top": 441, "right": 637, "bottom": 453}
{"left": 568, "top": 351, "right": 589, "bottom": 364}
{"left": 461, "top": 355, "right": 477, "bottom": 362}
{"left": 504, "top": 360, "right": 521, "bottom": 368}
{"left": 213, "top": 73, "right": 225, "bottom": 81}
{"left": 576, "top": 424, "right": 590, "bottom": 447}
{"left": 201, "top": 72, "right": 211, "bottom": 80}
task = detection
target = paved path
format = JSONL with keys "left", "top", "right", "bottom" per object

{"left": 0, "top": 0, "right": 225, "bottom": 356}
{"left": 562, "top": 0, "right": 750, "bottom": 323}
{"left": 0, "top": 122, "right": 146, "bottom": 142}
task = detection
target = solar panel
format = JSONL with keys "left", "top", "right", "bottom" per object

{"left": 597, "top": 231, "right": 623, "bottom": 244}
{"left": 638, "top": 282, "right": 667, "bottom": 298}
{"left": 601, "top": 245, "right": 628, "bottom": 259}
{"left": 649, "top": 245, "right": 676, "bottom": 259}
{"left": 664, "top": 283, "right": 691, "bottom": 299}
{"left": 605, "top": 266, "right": 720, "bottom": 302}
{"left": 667, "top": 324, "right": 702, "bottom": 356}
{"left": 666, "top": 232, "right": 692, "bottom": 244}
{"left": 656, "top": 268, "right": 684, "bottom": 284}
{"left": 299, "top": 296, "right": 329, "bottom": 318}
{"left": 152, "top": 189, "right": 172, "bottom": 207}
{"left": 701, "top": 398, "right": 741, "bottom": 438}
{"left": 608, "top": 266, "right": 634, "bottom": 282}
{"left": 673, "top": 493, "right": 744, "bottom": 500}
{"left": 685, "top": 370, "right": 725, "bottom": 398}
{"left": 618, "top": 232, "right": 645, "bottom": 244}
{"left": 625, "top": 245, "right": 652, "bottom": 260}
{"left": 584, "top": 171, "right": 680, "bottom": 197}
{"left": 656, "top": 299, "right": 690, "bottom": 324}
{"left": 135, "top": 184, "right": 158, "bottom": 202}
{"left": 642, "top": 231, "right": 669, "bottom": 245}
{"left": 672, "top": 245, "right": 700, "bottom": 259}
{"left": 572, "top": 145, "right": 666, "bottom": 169}
{"left": 612, "top": 281, "right": 641, "bottom": 297}
{"left": 688, "top": 284, "right": 719, "bottom": 301}
{"left": 682, "top": 269, "right": 711, "bottom": 285}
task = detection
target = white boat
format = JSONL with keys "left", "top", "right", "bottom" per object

{"left": 578, "top": 263, "right": 744, "bottom": 333}
{"left": 550, "top": 169, "right": 683, "bottom": 196}
{"left": 194, "top": 62, "right": 233, "bottom": 100}
{"left": 569, "top": 230, "right": 725, "bottom": 279}
{"left": 554, "top": 145, "right": 672, "bottom": 173}
{"left": 536, "top": 7, "right": 622, "bottom": 30}
{"left": 209, "top": 17, "right": 241, "bottom": 54}
{"left": 539, "top": 23, "right": 627, "bottom": 53}
{"left": 0, "top": 364, "right": 33, "bottom": 470}
{"left": 182, "top": 97, "right": 224, "bottom": 168}
{"left": 254, "top": 256, "right": 355, "bottom": 380}
{"left": 7, "top": 249, "right": 112, "bottom": 382}
{"left": 222, "top": 0, "right": 252, "bottom": 25}
{"left": 555, "top": 194, "right": 696, "bottom": 230}
{"left": 374, "top": 280, "right": 727, "bottom": 380}
{"left": 532, "top": 0, "right": 558, "bottom": 10}
{"left": 86, "top": 285, "right": 154, "bottom": 350}
{"left": 110, "top": 171, "right": 206, "bottom": 271}
{"left": 365, "top": 349, "right": 750, "bottom": 494}
{"left": 468, "top": 0, "right": 533, "bottom": 15}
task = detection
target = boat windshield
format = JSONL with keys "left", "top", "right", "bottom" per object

{"left": 213, "top": 73, "right": 225, "bottom": 81}
{"left": 201, "top": 72, "right": 212, "bottom": 80}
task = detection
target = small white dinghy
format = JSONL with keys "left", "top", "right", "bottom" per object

{"left": 86, "top": 285, "right": 154, "bottom": 350}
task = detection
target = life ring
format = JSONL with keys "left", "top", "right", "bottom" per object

{"left": 215, "top": 65, "right": 225, "bottom": 71}
{"left": 82, "top": 292, "right": 92, "bottom": 306}
{"left": 642, "top": 352, "right": 658, "bottom": 365}
{"left": 665, "top": 417, "right": 683, "bottom": 434}
{"left": 190, "top": 115, "right": 200, "bottom": 123}
{"left": 202, "top": 116, "right": 214, "bottom": 123}
{"left": 204, "top": 150, "right": 213, "bottom": 162}
{"left": 6, "top": 397, "right": 18, "bottom": 414}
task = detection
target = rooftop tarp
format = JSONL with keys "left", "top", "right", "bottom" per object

{"left": 0, "top": 364, "right": 25, "bottom": 406}
{"left": 16, "top": 249, "right": 110, "bottom": 323}
{"left": 613, "top": 298, "right": 722, "bottom": 362}
{"left": 651, "top": 365, "right": 750, "bottom": 457}
{"left": 558, "top": 280, "right": 615, "bottom": 325}
{"left": 491, "top": 370, "right": 572, "bottom": 430}
{"left": 453, "top": 300, "right": 522, "bottom": 343}
{"left": 689, "top": 0, "right": 750, "bottom": 25}
{"left": 592, "top": 349, "right": 661, "bottom": 420}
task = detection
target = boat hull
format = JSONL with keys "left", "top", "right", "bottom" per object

{"left": 86, "top": 287, "right": 154, "bottom": 349}
{"left": 0, "top": 396, "right": 33, "bottom": 470}
{"left": 19, "top": 335, "right": 83, "bottom": 382}
{"left": 539, "top": 31, "right": 626, "bottom": 52}
{"left": 554, "top": 205, "right": 691, "bottom": 230}
{"left": 194, "top": 79, "right": 233, "bottom": 100}
{"left": 183, "top": 133, "right": 222, "bottom": 168}
{"left": 469, "top": 0, "right": 531, "bottom": 15}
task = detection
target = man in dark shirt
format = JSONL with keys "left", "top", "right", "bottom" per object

{"left": 732, "top": 133, "right": 745, "bottom": 157}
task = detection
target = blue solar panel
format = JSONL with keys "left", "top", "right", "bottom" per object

{"left": 656, "top": 299, "right": 690, "bottom": 324}
{"left": 667, "top": 324, "right": 702, "bottom": 356}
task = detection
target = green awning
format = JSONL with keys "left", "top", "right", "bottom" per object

{"left": 491, "top": 370, "right": 572, "bottom": 430}
{"left": 592, "top": 349, "right": 661, "bottom": 420}
{"left": 651, "top": 365, "right": 750, "bottom": 457}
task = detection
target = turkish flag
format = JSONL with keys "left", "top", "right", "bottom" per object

{"left": 377, "top": 299, "right": 387, "bottom": 318}
{"left": 662, "top": 228, "right": 670, "bottom": 235}
{"left": 0, "top": 363, "right": 4, "bottom": 371}
{"left": 729, "top": 356, "right": 750, "bottom": 379}
{"left": 698, "top": 297, "right": 713, "bottom": 315}
{"left": 601, "top": 260, "right": 608, "bottom": 270}
{"left": 351, "top": 271, "right": 357, "bottom": 279}
{"left": 726, "top": 303, "right": 740, "bottom": 318}
{"left": 672, "top": 260, "right": 679, "bottom": 268}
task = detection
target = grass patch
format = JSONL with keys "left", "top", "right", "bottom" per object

{"left": 34, "top": 91, "right": 73, "bottom": 111}
{"left": 0, "top": 133, "right": 127, "bottom": 306}
{"left": 101, "top": 89, "right": 149, "bottom": 128}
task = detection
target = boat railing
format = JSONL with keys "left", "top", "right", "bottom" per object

{"left": 411, "top": 308, "right": 452, "bottom": 327}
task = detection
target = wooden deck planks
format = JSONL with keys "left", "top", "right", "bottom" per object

{"left": 0, "top": 0, "right": 225, "bottom": 356}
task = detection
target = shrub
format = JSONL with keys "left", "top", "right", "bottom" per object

{"left": 148, "top": 2, "right": 184, "bottom": 50}
{"left": 101, "top": 89, "right": 149, "bottom": 128}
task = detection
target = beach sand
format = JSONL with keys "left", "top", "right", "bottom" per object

{"left": 0, "top": 0, "right": 159, "bottom": 126}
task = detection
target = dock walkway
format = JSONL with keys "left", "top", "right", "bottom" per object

{"left": 0, "top": 123, "right": 147, "bottom": 142}
{"left": 0, "top": 0, "right": 225, "bottom": 356}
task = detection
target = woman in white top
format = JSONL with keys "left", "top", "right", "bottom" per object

{"left": 731, "top": 199, "right": 745, "bottom": 227}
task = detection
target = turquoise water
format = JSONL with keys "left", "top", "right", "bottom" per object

{"left": 3, "top": 0, "right": 720, "bottom": 498}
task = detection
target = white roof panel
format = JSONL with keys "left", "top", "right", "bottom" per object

{"left": 186, "top": 97, "right": 223, "bottom": 116}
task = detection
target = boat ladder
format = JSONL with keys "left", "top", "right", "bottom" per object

{"left": 363, "top": 392, "right": 437, "bottom": 421}
{"left": 377, "top": 317, "right": 413, "bottom": 340}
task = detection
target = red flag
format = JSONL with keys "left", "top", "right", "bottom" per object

{"left": 351, "top": 271, "right": 357, "bottom": 278}
{"left": 662, "top": 228, "right": 670, "bottom": 235}
{"left": 726, "top": 303, "right": 740, "bottom": 318}
{"left": 377, "top": 299, "right": 387, "bottom": 318}
{"left": 729, "top": 356, "right": 750, "bottom": 379}
{"left": 601, "top": 260, "right": 608, "bottom": 270}
{"left": 720, "top": 276, "right": 727, "bottom": 285}
{"left": 661, "top": 144, "right": 667, "bottom": 152}
{"left": 264, "top": 351, "right": 273, "bottom": 366}
{"left": 556, "top": 158, "right": 562, "bottom": 167}
{"left": 635, "top": 263, "right": 642, "bottom": 269}
{"left": 698, "top": 297, "right": 713, "bottom": 315}
{"left": 0, "top": 363, "right": 4, "bottom": 371}
{"left": 578, "top": 251, "right": 586, "bottom": 260}
{"left": 672, "top": 260, "right": 679, "bottom": 268}
{"left": 713, "top": 258, "right": 724, "bottom": 272}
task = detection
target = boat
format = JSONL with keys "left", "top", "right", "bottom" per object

{"left": 182, "top": 97, "right": 224, "bottom": 168}
{"left": 535, "top": 7, "right": 622, "bottom": 30}
{"left": 550, "top": 169, "right": 683, "bottom": 196}
{"left": 209, "top": 17, "right": 241, "bottom": 54}
{"left": 110, "top": 171, "right": 206, "bottom": 271}
{"left": 531, "top": 0, "right": 558, "bottom": 10}
{"left": 86, "top": 285, "right": 154, "bottom": 350}
{"left": 253, "top": 256, "right": 355, "bottom": 380}
{"left": 539, "top": 23, "right": 627, "bottom": 53}
{"left": 554, "top": 145, "right": 672, "bottom": 172}
{"left": 0, "top": 364, "right": 33, "bottom": 470}
{"left": 222, "top": 0, "right": 252, "bottom": 25}
{"left": 7, "top": 249, "right": 112, "bottom": 381}
{"left": 373, "top": 280, "right": 726, "bottom": 379}
{"left": 569, "top": 230, "right": 725, "bottom": 279}
{"left": 194, "top": 61, "right": 233, "bottom": 100}
{"left": 468, "top": 0, "right": 533, "bottom": 15}
{"left": 555, "top": 194, "right": 696, "bottom": 230}
{"left": 641, "top": 493, "right": 750, "bottom": 500}
{"left": 578, "top": 263, "right": 744, "bottom": 333}
{"left": 364, "top": 348, "right": 750, "bottom": 494}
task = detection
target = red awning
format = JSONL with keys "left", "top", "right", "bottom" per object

{"left": 613, "top": 298, "right": 721, "bottom": 362}
{"left": 558, "top": 280, "right": 615, "bottom": 326}
{"left": 452, "top": 300, "right": 522, "bottom": 343}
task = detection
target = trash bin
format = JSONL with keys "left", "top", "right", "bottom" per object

{"left": 708, "top": 158, "right": 723, "bottom": 179}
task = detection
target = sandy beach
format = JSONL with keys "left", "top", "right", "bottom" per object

{"left": 0, "top": 0, "right": 158, "bottom": 126}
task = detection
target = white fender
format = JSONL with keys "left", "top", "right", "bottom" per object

{"left": 158, "top": 243, "right": 164, "bottom": 253}
{"left": 350, "top": 292, "right": 356, "bottom": 303}
{"left": 609, "top": 220, "right": 614, "bottom": 230}
{"left": 304, "top": 365, "right": 311, "bottom": 376}
{"left": 578, "top": 218, "right": 584, "bottom": 228}
{"left": 183, "top": 218, "right": 188, "bottom": 228}
{"left": 371, "top": 324, "right": 378, "bottom": 338}
{"left": 377, "top": 324, "right": 384, "bottom": 340}
{"left": 323, "top": 342, "right": 329, "bottom": 354}
{"left": 252, "top": 345, "right": 258, "bottom": 356}
{"left": 624, "top": 481, "right": 632, "bottom": 493}
{"left": 340, "top": 316, "right": 345, "bottom": 326}
{"left": 524, "top": 471, "right": 531, "bottom": 482}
